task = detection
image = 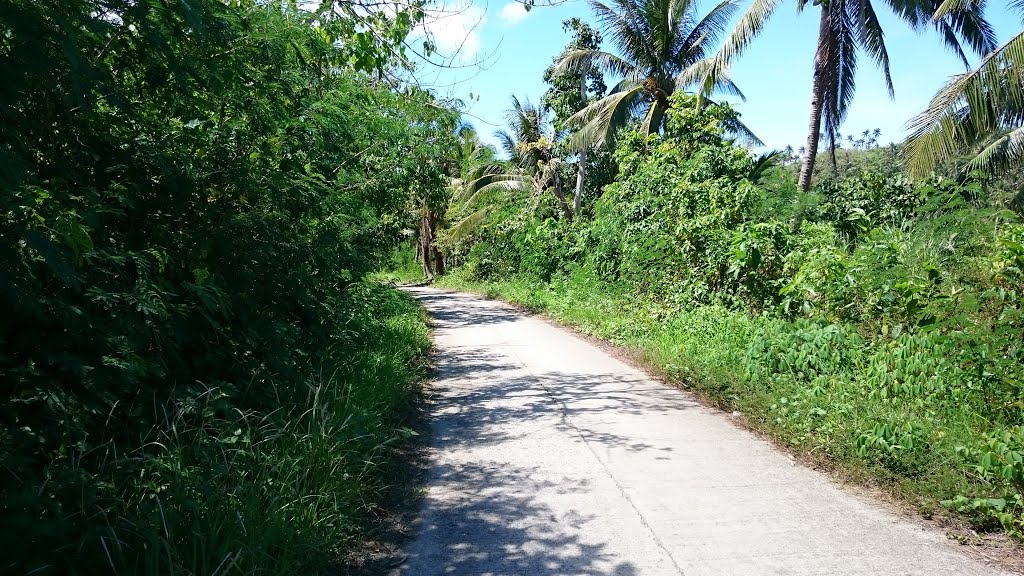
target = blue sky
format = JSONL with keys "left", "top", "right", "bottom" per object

{"left": 414, "top": 0, "right": 1020, "bottom": 152}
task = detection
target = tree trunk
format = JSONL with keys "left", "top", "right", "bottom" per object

{"left": 419, "top": 214, "right": 434, "bottom": 281}
{"left": 552, "top": 169, "right": 573, "bottom": 221}
{"left": 574, "top": 71, "right": 588, "bottom": 218}
{"left": 798, "top": 5, "right": 832, "bottom": 192}
{"left": 573, "top": 147, "right": 586, "bottom": 218}
{"left": 432, "top": 247, "right": 446, "bottom": 277}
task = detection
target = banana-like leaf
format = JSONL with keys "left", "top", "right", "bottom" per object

{"left": 458, "top": 173, "right": 535, "bottom": 209}
{"left": 445, "top": 206, "right": 493, "bottom": 242}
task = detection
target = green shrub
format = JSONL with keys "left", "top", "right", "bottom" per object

{"left": 1, "top": 1, "right": 439, "bottom": 572}
{"left": 946, "top": 427, "right": 1024, "bottom": 536}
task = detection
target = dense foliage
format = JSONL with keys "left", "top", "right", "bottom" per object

{"left": 437, "top": 93, "right": 1024, "bottom": 538}
{"left": 1, "top": 1, "right": 446, "bottom": 572}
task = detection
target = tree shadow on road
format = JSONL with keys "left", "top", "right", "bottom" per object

{"left": 429, "top": 345, "right": 694, "bottom": 456}
{"left": 409, "top": 291, "right": 523, "bottom": 329}
{"left": 400, "top": 461, "right": 640, "bottom": 576}
{"left": 398, "top": 290, "right": 694, "bottom": 574}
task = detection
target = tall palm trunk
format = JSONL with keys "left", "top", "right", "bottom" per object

{"left": 573, "top": 72, "right": 587, "bottom": 218}
{"left": 573, "top": 147, "right": 586, "bottom": 217}
{"left": 798, "top": 5, "right": 832, "bottom": 192}
{"left": 552, "top": 169, "right": 574, "bottom": 220}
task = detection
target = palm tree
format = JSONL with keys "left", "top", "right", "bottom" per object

{"left": 709, "top": 0, "right": 995, "bottom": 191}
{"left": 904, "top": 1, "right": 1024, "bottom": 177}
{"left": 442, "top": 96, "right": 574, "bottom": 260}
{"left": 553, "top": 0, "right": 752, "bottom": 150}
{"left": 452, "top": 121, "right": 498, "bottom": 182}
{"left": 436, "top": 123, "right": 503, "bottom": 263}
{"left": 543, "top": 18, "right": 607, "bottom": 218}
{"left": 415, "top": 120, "right": 499, "bottom": 280}
{"left": 483, "top": 95, "right": 574, "bottom": 219}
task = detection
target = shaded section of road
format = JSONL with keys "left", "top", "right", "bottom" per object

{"left": 399, "top": 287, "right": 1007, "bottom": 576}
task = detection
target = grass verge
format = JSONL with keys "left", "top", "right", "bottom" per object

{"left": 12, "top": 283, "right": 431, "bottom": 575}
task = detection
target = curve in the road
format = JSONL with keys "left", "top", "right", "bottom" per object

{"left": 398, "top": 287, "right": 1008, "bottom": 576}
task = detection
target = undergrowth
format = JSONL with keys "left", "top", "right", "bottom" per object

{"left": 4, "top": 284, "right": 429, "bottom": 575}
{"left": 2, "top": 2, "right": 441, "bottom": 572}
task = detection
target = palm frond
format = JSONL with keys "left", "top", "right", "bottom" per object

{"left": 714, "top": 0, "right": 783, "bottom": 66}
{"left": 931, "top": 0, "right": 974, "bottom": 19}
{"left": 887, "top": 0, "right": 995, "bottom": 64}
{"left": 455, "top": 120, "right": 477, "bottom": 141}
{"left": 849, "top": 0, "right": 893, "bottom": 96}
{"left": 967, "top": 125, "right": 1024, "bottom": 173}
{"left": 565, "top": 84, "right": 647, "bottom": 150}
{"left": 608, "top": 77, "right": 641, "bottom": 93}
{"left": 818, "top": 2, "right": 858, "bottom": 153}
{"left": 591, "top": 0, "right": 654, "bottom": 71}
{"left": 904, "top": 29, "right": 1024, "bottom": 176}
{"left": 680, "top": 0, "right": 740, "bottom": 61}
{"left": 445, "top": 206, "right": 493, "bottom": 242}
{"left": 674, "top": 57, "right": 745, "bottom": 100}
{"left": 459, "top": 173, "right": 533, "bottom": 208}
{"left": 495, "top": 130, "right": 517, "bottom": 158}
{"left": 748, "top": 149, "right": 783, "bottom": 182}
{"left": 723, "top": 112, "right": 765, "bottom": 147}
{"left": 554, "top": 48, "right": 639, "bottom": 79}
{"left": 936, "top": 1, "right": 998, "bottom": 61}
{"left": 641, "top": 101, "right": 666, "bottom": 136}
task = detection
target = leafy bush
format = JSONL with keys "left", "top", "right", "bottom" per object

{"left": 946, "top": 427, "right": 1024, "bottom": 536}
{"left": 2, "top": 1, "right": 441, "bottom": 572}
{"left": 580, "top": 95, "right": 770, "bottom": 303}
{"left": 816, "top": 171, "right": 920, "bottom": 243}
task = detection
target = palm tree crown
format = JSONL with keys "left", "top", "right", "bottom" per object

{"left": 496, "top": 95, "right": 556, "bottom": 173}
{"left": 710, "top": 0, "right": 995, "bottom": 190}
{"left": 458, "top": 96, "right": 575, "bottom": 220}
{"left": 555, "top": 0, "right": 747, "bottom": 149}
{"left": 904, "top": 0, "right": 1024, "bottom": 176}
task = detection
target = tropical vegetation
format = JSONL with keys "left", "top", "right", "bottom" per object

{"left": 1, "top": 0, "right": 452, "bottom": 572}
{"left": 415, "top": 0, "right": 1024, "bottom": 546}
{"left": 709, "top": 0, "right": 995, "bottom": 190}
{"left": 553, "top": 0, "right": 750, "bottom": 149}
{"left": 905, "top": 0, "right": 1024, "bottom": 177}
{"left": 8, "top": 0, "right": 1024, "bottom": 571}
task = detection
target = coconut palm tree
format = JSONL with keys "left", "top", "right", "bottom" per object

{"left": 435, "top": 123, "right": 502, "bottom": 262}
{"left": 553, "top": 0, "right": 753, "bottom": 150}
{"left": 475, "top": 95, "right": 574, "bottom": 219}
{"left": 708, "top": 0, "right": 995, "bottom": 191}
{"left": 904, "top": 1, "right": 1024, "bottom": 177}
{"left": 414, "top": 120, "right": 500, "bottom": 280}
{"left": 451, "top": 121, "right": 498, "bottom": 182}
{"left": 543, "top": 18, "right": 608, "bottom": 218}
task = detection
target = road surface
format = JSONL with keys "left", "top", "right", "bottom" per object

{"left": 398, "top": 287, "right": 1007, "bottom": 576}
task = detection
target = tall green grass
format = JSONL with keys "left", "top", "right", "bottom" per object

{"left": 10, "top": 284, "right": 429, "bottom": 575}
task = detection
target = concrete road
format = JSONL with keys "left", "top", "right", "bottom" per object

{"left": 399, "top": 287, "right": 1007, "bottom": 576}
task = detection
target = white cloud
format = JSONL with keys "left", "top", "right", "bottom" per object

{"left": 500, "top": 2, "right": 529, "bottom": 25}
{"left": 419, "top": 3, "right": 487, "bottom": 63}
